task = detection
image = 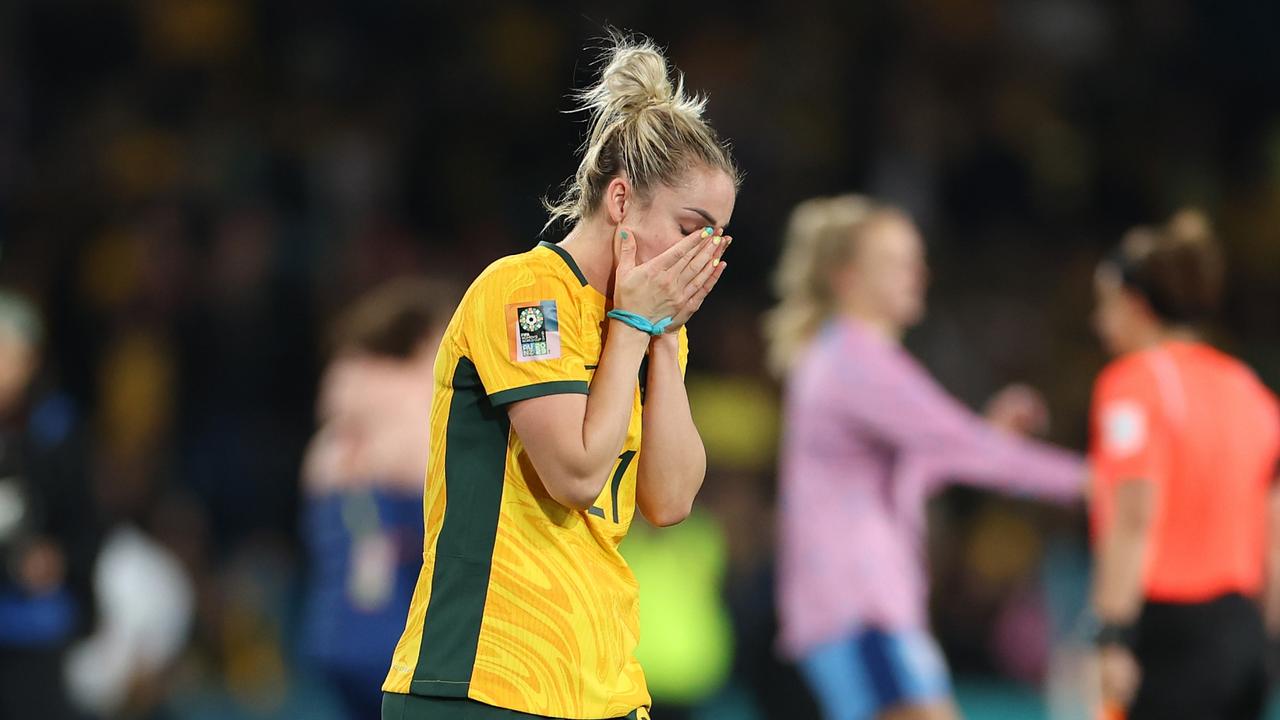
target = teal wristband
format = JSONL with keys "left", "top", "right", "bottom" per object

{"left": 607, "top": 309, "right": 673, "bottom": 336}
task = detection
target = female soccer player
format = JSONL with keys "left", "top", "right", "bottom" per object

{"left": 1089, "top": 210, "right": 1280, "bottom": 720}
{"left": 381, "top": 35, "right": 738, "bottom": 720}
{"left": 767, "top": 195, "right": 1086, "bottom": 720}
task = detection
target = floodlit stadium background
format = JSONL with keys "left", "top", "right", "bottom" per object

{"left": 1, "top": 1, "right": 1279, "bottom": 718}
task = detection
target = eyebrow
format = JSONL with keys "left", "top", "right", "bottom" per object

{"left": 683, "top": 206, "right": 721, "bottom": 228}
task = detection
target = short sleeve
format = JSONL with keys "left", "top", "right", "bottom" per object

{"left": 1091, "top": 367, "right": 1167, "bottom": 483}
{"left": 1089, "top": 363, "right": 1169, "bottom": 531}
{"left": 464, "top": 261, "right": 592, "bottom": 406}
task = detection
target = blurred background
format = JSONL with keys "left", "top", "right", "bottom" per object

{"left": 0, "top": 1, "right": 1278, "bottom": 718}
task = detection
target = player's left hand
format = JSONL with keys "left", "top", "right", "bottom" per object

{"left": 663, "top": 229, "right": 730, "bottom": 332}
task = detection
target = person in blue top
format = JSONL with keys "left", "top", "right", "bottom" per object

{"left": 300, "top": 278, "right": 457, "bottom": 720}
{"left": 0, "top": 290, "right": 102, "bottom": 720}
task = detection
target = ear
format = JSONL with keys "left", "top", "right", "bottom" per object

{"left": 603, "top": 176, "right": 631, "bottom": 225}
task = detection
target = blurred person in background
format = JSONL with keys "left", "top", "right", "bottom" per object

{"left": 63, "top": 503, "right": 194, "bottom": 719}
{"left": 381, "top": 34, "right": 738, "bottom": 720}
{"left": 300, "top": 278, "right": 457, "bottom": 720}
{"left": 619, "top": 508, "right": 734, "bottom": 720}
{"left": 629, "top": 307, "right": 819, "bottom": 719}
{"left": 0, "top": 291, "right": 101, "bottom": 720}
{"left": 1088, "top": 210, "right": 1280, "bottom": 720}
{"left": 765, "top": 195, "right": 1087, "bottom": 720}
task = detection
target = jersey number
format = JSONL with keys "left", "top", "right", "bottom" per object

{"left": 588, "top": 450, "right": 637, "bottom": 522}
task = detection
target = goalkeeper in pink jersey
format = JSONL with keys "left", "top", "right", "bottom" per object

{"left": 765, "top": 195, "right": 1087, "bottom": 720}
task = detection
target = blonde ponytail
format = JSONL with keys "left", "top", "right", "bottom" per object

{"left": 544, "top": 32, "right": 739, "bottom": 231}
{"left": 763, "top": 195, "right": 900, "bottom": 377}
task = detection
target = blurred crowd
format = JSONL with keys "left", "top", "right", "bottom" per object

{"left": 0, "top": 1, "right": 1278, "bottom": 718}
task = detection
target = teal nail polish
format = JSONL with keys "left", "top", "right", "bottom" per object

{"left": 702, "top": 227, "right": 713, "bottom": 237}
{"left": 620, "top": 230, "right": 628, "bottom": 239}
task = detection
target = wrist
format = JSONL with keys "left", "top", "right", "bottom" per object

{"left": 608, "top": 317, "right": 656, "bottom": 345}
{"left": 1093, "top": 620, "right": 1137, "bottom": 650}
{"left": 650, "top": 331, "right": 680, "bottom": 351}
{"left": 607, "top": 309, "right": 673, "bottom": 336}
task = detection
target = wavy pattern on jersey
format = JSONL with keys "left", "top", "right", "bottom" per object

{"left": 384, "top": 247, "right": 668, "bottom": 715}
{"left": 469, "top": 463, "right": 648, "bottom": 718}
{"left": 419, "top": 332, "right": 461, "bottom": 547}
{"left": 383, "top": 552, "right": 436, "bottom": 692}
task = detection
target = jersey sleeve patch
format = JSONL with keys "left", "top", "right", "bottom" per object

{"left": 507, "top": 300, "right": 561, "bottom": 362}
{"left": 1101, "top": 399, "right": 1148, "bottom": 458}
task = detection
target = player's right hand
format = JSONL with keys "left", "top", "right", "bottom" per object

{"left": 666, "top": 229, "right": 730, "bottom": 332}
{"left": 985, "top": 383, "right": 1050, "bottom": 436}
{"left": 613, "top": 225, "right": 717, "bottom": 322}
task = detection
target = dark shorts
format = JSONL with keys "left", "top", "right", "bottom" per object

{"left": 1130, "top": 592, "right": 1267, "bottom": 720}
{"left": 381, "top": 693, "right": 648, "bottom": 720}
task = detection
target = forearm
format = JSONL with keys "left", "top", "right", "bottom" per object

{"left": 1093, "top": 481, "right": 1155, "bottom": 624}
{"left": 636, "top": 334, "right": 706, "bottom": 526}
{"left": 571, "top": 320, "right": 651, "bottom": 499}
{"left": 947, "top": 429, "right": 1086, "bottom": 501}
{"left": 862, "top": 375, "right": 1082, "bottom": 500}
{"left": 1094, "top": 527, "right": 1148, "bottom": 623}
{"left": 1266, "top": 546, "right": 1280, "bottom": 636}
{"left": 1264, "top": 484, "right": 1280, "bottom": 634}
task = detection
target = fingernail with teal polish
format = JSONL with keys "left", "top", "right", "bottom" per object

{"left": 702, "top": 227, "right": 713, "bottom": 237}
{"left": 620, "top": 230, "right": 628, "bottom": 239}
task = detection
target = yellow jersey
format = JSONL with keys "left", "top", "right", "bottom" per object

{"left": 383, "top": 241, "right": 686, "bottom": 719}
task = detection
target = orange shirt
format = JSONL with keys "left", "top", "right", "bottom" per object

{"left": 1089, "top": 341, "right": 1280, "bottom": 602}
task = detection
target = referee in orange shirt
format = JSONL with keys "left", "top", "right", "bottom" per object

{"left": 1088, "top": 209, "right": 1280, "bottom": 719}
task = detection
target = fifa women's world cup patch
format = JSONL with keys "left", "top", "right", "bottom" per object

{"left": 1102, "top": 399, "right": 1148, "bottom": 457}
{"left": 506, "top": 300, "right": 562, "bottom": 362}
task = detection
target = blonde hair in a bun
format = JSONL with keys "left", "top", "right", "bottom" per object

{"left": 543, "top": 31, "right": 739, "bottom": 230}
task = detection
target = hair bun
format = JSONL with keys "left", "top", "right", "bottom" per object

{"left": 1166, "top": 207, "right": 1215, "bottom": 247}
{"left": 599, "top": 43, "right": 675, "bottom": 114}
{"left": 1115, "top": 208, "right": 1225, "bottom": 325}
{"left": 543, "top": 30, "right": 737, "bottom": 231}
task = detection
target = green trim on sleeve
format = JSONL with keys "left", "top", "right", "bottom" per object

{"left": 488, "top": 379, "right": 589, "bottom": 406}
